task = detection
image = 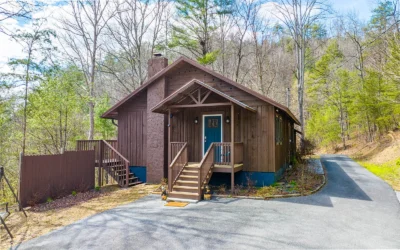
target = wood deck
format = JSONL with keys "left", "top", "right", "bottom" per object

{"left": 187, "top": 162, "right": 243, "bottom": 173}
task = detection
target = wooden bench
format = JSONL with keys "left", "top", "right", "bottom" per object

{"left": 0, "top": 202, "right": 12, "bottom": 238}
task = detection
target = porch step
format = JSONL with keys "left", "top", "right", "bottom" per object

{"left": 176, "top": 180, "right": 198, "bottom": 187}
{"left": 186, "top": 164, "right": 200, "bottom": 168}
{"left": 173, "top": 185, "right": 198, "bottom": 190}
{"left": 168, "top": 191, "right": 199, "bottom": 200}
{"left": 182, "top": 170, "right": 198, "bottom": 174}
{"left": 173, "top": 185, "right": 198, "bottom": 193}
{"left": 179, "top": 175, "right": 197, "bottom": 179}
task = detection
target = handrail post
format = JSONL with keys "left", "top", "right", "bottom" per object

{"left": 125, "top": 161, "right": 129, "bottom": 188}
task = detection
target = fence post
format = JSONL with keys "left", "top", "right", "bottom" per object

{"left": 99, "top": 141, "right": 103, "bottom": 187}
{"left": 18, "top": 152, "right": 23, "bottom": 211}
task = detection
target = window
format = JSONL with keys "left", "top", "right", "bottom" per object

{"left": 275, "top": 114, "right": 283, "bottom": 145}
{"left": 208, "top": 118, "right": 219, "bottom": 128}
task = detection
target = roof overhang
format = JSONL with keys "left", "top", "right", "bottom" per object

{"left": 151, "top": 79, "right": 257, "bottom": 113}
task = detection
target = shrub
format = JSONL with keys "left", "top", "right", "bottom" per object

{"left": 72, "top": 191, "right": 77, "bottom": 196}
{"left": 95, "top": 186, "right": 100, "bottom": 192}
{"left": 302, "top": 139, "right": 317, "bottom": 156}
{"left": 46, "top": 197, "right": 53, "bottom": 203}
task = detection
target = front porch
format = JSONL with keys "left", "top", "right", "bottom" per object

{"left": 151, "top": 79, "right": 255, "bottom": 201}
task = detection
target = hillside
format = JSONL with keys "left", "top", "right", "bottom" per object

{"left": 318, "top": 131, "right": 400, "bottom": 190}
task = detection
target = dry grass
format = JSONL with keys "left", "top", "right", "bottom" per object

{"left": 0, "top": 184, "right": 158, "bottom": 250}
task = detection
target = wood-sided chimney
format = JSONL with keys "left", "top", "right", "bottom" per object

{"left": 147, "top": 53, "right": 168, "bottom": 79}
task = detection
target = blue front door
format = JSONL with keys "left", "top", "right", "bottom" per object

{"left": 203, "top": 115, "right": 222, "bottom": 155}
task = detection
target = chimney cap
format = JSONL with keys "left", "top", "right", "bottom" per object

{"left": 153, "top": 52, "right": 162, "bottom": 57}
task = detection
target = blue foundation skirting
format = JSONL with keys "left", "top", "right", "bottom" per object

{"left": 209, "top": 164, "right": 288, "bottom": 187}
{"left": 129, "top": 166, "right": 146, "bottom": 183}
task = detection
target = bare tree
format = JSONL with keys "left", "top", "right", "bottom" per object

{"left": 273, "top": 0, "right": 329, "bottom": 151}
{"left": 59, "top": 0, "right": 116, "bottom": 140}
{"left": 0, "top": 0, "right": 32, "bottom": 34}
{"left": 101, "top": 0, "right": 169, "bottom": 94}
{"left": 232, "top": 0, "right": 259, "bottom": 82}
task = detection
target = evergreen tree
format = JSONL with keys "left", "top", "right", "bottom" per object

{"left": 168, "top": 0, "right": 233, "bottom": 64}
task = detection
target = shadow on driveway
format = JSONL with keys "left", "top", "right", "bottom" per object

{"left": 276, "top": 155, "right": 373, "bottom": 207}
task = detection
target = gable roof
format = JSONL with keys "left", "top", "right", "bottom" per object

{"left": 102, "top": 56, "right": 300, "bottom": 125}
{"left": 151, "top": 79, "right": 257, "bottom": 113}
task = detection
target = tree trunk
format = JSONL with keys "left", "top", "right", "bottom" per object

{"left": 88, "top": 100, "right": 95, "bottom": 140}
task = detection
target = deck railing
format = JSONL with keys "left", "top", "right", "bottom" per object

{"left": 76, "top": 140, "right": 128, "bottom": 187}
{"left": 198, "top": 143, "right": 215, "bottom": 195}
{"left": 76, "top": 140, "right": 117, "bottom": 165}
{"left": 168, "top": 142, "right": 188, "bottom": 192}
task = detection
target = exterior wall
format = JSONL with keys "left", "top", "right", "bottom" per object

{"left": 146, "top": 77, "right": 167, "bottom": 183}
{"left": 117, "top": 91, "right": 147, "bottom": 166}
{"left": 275, "top": 112, "right": 295, "bottom": 172}
{"left": 242, "top": 105, "right": 276, "bottom": 172}
{"left": 170, "top": 103, "right": 277, "bottom": 173}
{"left": 170, "top": 106, "right": 233, "bottom": 162}
{"left": 165, "top": 63, "right": 265, "bottom": 106}
{"left": 115, "top": 60, "right": 296, "bottom": 185}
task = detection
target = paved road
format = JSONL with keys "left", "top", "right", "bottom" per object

{"left": 17, "top": 155, "right": 400, "bottom": 249}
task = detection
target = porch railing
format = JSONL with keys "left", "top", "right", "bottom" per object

{"left": 213, "top": 142, "right": 244, "bottom": 165}
{"left": 168, "top": 142, "right": 188, "bottom": 192}
{"left": 170, "top": 142, "right": 186, "bottom": 162}
{"left": 198, "top": 143, "right": 215, "bottom": 194}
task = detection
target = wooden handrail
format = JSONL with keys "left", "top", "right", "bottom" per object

{"left": 198, "top": 143, "right": 215, "bottom": 196}
{"left": 170, "top": 142, "right": 187, "bottom": 165}
{"left": 168, "top": 142, "right": 188, "bottom": 191}
{"left": 102, "top": 140, "right": 130, "bottom": 164}
{"left": 169, "top": 142, "right": 188, "bottom": 168}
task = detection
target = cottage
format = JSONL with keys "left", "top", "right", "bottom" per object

{"left": 101, "top": 54, "right": 300, "bottom": 201}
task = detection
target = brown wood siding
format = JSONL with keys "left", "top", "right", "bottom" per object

{"left": 275, "top": 113, "right": 293, "bottom": 172}
{"left": 170, "top": 103, "right": 276, "bottom": 172}
{"left": 170, "top": 106, "right": 233, "bottom": 162}
{"left": 117, "top": 90, "right": 147, "bottom": 166}
{"left": 241, "top": 105, "right": 275, "bottom": 172}
{"left": 114, "top": 60, "right": 294, "bottom": 176}
{"left": 165, "top": 64, "right": 264, "bottom": 106}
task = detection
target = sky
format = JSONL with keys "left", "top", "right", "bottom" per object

{"left": 0, "top": 0, "right": 377, "bottom": 74}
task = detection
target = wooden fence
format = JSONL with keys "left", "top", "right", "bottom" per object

{"left": 19, "top": 150, "right": 95, "bottom": 207}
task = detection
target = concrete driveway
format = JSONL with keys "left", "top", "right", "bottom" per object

{"left": 17, "top": 155, "right": 400, "bottom": 249}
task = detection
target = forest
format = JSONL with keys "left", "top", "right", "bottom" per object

{"left": 1, "top": 0, "right": 400, "bottom": 203}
